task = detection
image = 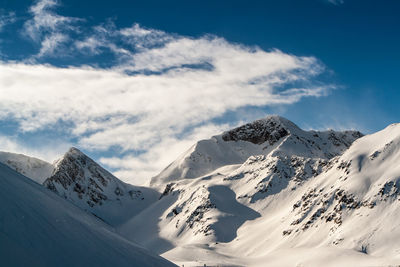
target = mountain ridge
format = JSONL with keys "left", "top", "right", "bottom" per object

{"left": 0, "top": 151, "right": 54, "bottom": 183}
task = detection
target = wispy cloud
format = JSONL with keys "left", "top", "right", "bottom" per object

{"left": 37, "top": 32, "right": 69, "bottom": 57}
{"left": 327, "top": 0, "right": 344, "bottom": 5}
{"left": 23, "top": 0, "right": 80, "bottom": 57}
{"left": 0, "top": 11, "right": 16, "bottom": 32}
{"left": 0, "top": 1, "right": 335, "bottom": 184}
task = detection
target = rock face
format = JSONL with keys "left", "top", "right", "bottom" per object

{"left": 43, "top": 147, "right": 158, "bottom": 225}
{"left": 221, "top": 117, "right": 291, "bottom": 145}
{"left": 45, "top": 147, "right": 122, "bottom": 207}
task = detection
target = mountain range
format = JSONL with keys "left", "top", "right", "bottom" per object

{"left": 1, "top": 115, "right": 400, "bottom": 266}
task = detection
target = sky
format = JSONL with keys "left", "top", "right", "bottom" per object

{"left": 0, "top": 0, "right": 399, "bottom": 185}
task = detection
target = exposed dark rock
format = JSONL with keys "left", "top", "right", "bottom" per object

{"left": 222, "top": 117, "right": 291, "bottom": 145}
{"left": 159, "top": 183, "right": 175, "bottom": 199}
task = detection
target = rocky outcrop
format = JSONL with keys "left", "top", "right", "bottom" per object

{"left": 222, "top": 116, "right": 291, "bottom": 145}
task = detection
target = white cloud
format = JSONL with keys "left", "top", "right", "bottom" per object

{"left": 0, "top": 45, "right": 331, "bottom": 184}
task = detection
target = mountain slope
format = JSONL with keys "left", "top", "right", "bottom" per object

{"left": 218, "top": 122, "right": 400, "bottom": 267}
{"left": 0, "top": 162, "right": 176, "bottom": 267}
{"left": 43, "top": 147, "right": 159, "bottom": 226}
{"left": 0, "top": 151, "right": 53, "bottom": 183}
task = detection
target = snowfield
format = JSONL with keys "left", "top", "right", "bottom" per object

{"left": 2, "top": 116, "right": 400, "bottom": 266}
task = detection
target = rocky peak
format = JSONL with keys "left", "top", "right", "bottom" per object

{"left": 222, "top": 115, "right": 299, "bottom": 145}
{"left": 43, "top": 147, "right": 157, "bottom": 225}
{"left": 44, "top": 147, "right": 113, "bottom": 205}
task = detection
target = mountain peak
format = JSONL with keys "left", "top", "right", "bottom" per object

{"left": 44, "top": 147, "right": 158, "bottom": 225}
{"left": 64, "top": 146, "right": 87, "bottom": 157}
{"left": 67, "top": 146, "right": 82, "bottom": 153}
{"left": 222, "top": 115, "right": 299, "bottom": 145}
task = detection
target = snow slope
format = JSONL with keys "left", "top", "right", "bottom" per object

{"left": 43, "top": 147, "right": 159, "bottom": 226}
{"left": 0, "top": 162, "right": 176, "bottom": 267}
{"left": 0, "top": 151, "right": 53, "bottom": 183}
{"left": 218, "top": 122, "right": 400, "bottom": 267}
{"left": 119, "top": 116, "right": 400, "bottom": 266}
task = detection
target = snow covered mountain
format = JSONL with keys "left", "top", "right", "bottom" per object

{"left": 0, "top": 151, "right": 54, "bottom": 183}
{"left": 43, "top": 147, "right": 159, "bottom": 226}
{"left": 118, "top": 116, "right": 400, "bottom": 266}
{"left": 0, "top": 162, "right": 176, "bottom": 267}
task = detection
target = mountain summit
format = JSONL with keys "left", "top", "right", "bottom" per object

{"left": 221, "top": 115, "right": 297, "bottom": 144}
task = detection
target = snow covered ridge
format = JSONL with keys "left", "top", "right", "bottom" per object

{"left": 0, "top": 151, "right": 54, "bottom": 183}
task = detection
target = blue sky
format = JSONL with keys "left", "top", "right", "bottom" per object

{"left": 0, "top": 0, "right": 399, "bottom": 184}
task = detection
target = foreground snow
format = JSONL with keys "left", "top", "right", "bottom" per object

{"left": 0, "top": 162, "right": 175, "bottom": 267}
